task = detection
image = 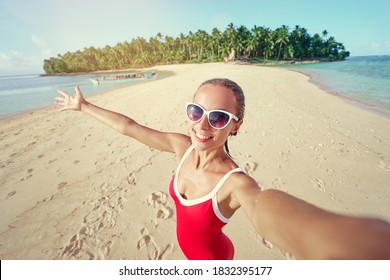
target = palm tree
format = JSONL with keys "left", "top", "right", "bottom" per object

{"left": 274, "top": 25, "right": 290, "bottom": 60}
{"left": 43, "top": 22, "right": 350, "bottom": 74}
{"left": 236, "top": 25, "right": 250, "bottom": 56}
{"left": 310, "top": 33, "right": 323, "bottom": 57}
{"left": 251, "top": 25, "right": 264, "bottom": 58}
{"left": 194, "top": 30, "right": 209, "bottom": 60}
{"left": 211, "top": 28, "right": 222, "bottom": 59}
{"left": 290, "top": 25, "right": 310, "bottom": 59}
{"left": 262, "top": 28, "right": 274, "bottom": 59}
{"left": 322, "top": 30, "right": 328, "bottom": 39}
{"left": 245, "top": 34, "right": 257, "bottom": 58}
{"left": 224, "top": 23, "right": 237, "bottom": 51}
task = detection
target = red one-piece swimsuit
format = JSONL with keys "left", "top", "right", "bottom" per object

{"left": 169, "top": 145, "right": 243, "bottom": 260}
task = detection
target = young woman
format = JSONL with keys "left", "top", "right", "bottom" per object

{"left": 56, "top": 78, "right": 390, "bottom": 260}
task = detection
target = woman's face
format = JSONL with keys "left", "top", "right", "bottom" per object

{"left": 189, "top": 84, "right": 242, "bottom": 152}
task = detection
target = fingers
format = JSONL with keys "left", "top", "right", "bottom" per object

{"left": 54, "top": 97, "right": 66, "bottom": 111}
{"left": 54, "top": 97, "right": 64, "bottom": 104}
{"left": 57, "top": 89, "right": 69, "bottom": 98}
{"left": 75, "top": 85, "right": 83, "bottom": 99}
{"left": 57, "top": 85, "right": 81, "bottom": 97}
{"left": 56, "top": 85, "right": 82, "bottom": 112}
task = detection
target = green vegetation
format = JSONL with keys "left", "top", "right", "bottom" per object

{"left": 43, "top": 23, "right": 350, "bottom": 74}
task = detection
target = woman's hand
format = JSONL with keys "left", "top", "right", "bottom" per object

{"left": 55, "top": 85, "right": 86, "bottom": 112}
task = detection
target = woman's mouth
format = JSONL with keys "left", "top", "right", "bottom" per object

{"left": 193, "top": 130, "right": 213, "bottom": 142}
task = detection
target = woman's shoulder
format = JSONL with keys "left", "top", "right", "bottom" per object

{"left": 224, "top": 171, "right": 261, "bottom": 211}
{"left": 223, "top": 169, "right": 262, "bottom": 198}
{"left": 174, "top": 137, "right": 192, "bottom": 159}
{"left": 231, "top": 170, "right": 260, "bottom": 190}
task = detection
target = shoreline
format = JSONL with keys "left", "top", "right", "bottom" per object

{"left": 0, "top": 69, "right": 175, "bottom": 121}
{"left": 282, "top": 67, "right": 390, "bottom": 120}
{"left": 1, "top": 63, "right": 389, "bottom": 260}
{"left": 3, "top": 62, "right": 388, "bottom": 122}
{"left": 39, "top": 67, "right": 157, "bottom": 77}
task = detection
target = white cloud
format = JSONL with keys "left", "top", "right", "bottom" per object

{"left": 31, "top": 34, "right": 47, "bottom": 49}
{"left": 385, "top": 41, "right": 390, "bottom": 53}
{"left": 0, "top": 52, "right": 13, "bottom": 68}
{"left": 369, "top": 41, "right": 390, "bottom": 55}
{"left": 0, "top": 50, "right": 51, "bottom": 75}
{"left": 0, "top": 34, "right": 53, "bottom": 75}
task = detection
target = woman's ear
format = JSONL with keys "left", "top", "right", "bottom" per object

{"left": 231, "top": 119, "right": 243, "bottom": 136}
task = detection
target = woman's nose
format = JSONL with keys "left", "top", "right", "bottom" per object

{"left": 198, "top": 114, "right": 211, "bottom": 129}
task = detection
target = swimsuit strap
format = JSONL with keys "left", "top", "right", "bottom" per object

{"left": 176, "top": 145, "right": 194, "bottom": 174}
{"left": 208, "top": 167, "right": 244, "bottom": 198}
{"left": 174, "top": 145, "right": 244, "bottom": 204}
{"left": 176, "top": 145, "right": 244, "bottom": 193}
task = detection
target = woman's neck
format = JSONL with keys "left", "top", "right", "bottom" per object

{"left": 193, "top": 147, "right": 230, "bottom": 170}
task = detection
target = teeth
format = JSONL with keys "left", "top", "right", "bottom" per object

{"left": 195, "top": 131, "right": 212, "bottom": 140}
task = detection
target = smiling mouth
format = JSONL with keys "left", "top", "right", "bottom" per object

{"left": 193, "top": 130, "right": 213, "bottom": 141}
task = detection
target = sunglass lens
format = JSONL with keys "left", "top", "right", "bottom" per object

{"left": 209, "top": 111, "right": 230, "bottom": 128}
{"left": 187, "top": 104, "right": 204, "bottom": 122}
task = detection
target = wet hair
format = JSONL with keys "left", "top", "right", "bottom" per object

{"left": 195, "top": 78, "right": 245, "bottom": 157}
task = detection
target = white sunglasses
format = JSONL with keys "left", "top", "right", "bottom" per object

{"left": 186, "top": 103, "right": 239, "bottom": 129}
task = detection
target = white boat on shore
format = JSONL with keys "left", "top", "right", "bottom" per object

{"left": 88, "top": 72, "right": 147, "bottom": 85}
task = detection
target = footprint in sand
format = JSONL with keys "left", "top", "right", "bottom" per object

{"left": 127, "top": 173, "right": 137, "bottom": 185}
{"left": 329, "top": 192, "right": 342, "bottom": 203}
{"left": 311, "top": 178, "right": 326, "bottom": 192}
{"left": 59, "top": 184, "right": 127, "bottom": 260}
{"left": 137, "top": 228, "right": 174, "bottom": 260}
{"left": 378, "top": 160, "right": 390, "bottom": 173}
{"left": 145, "top": 191, "right": 173, "bottom": 220}
{"left": 137, "top": 228, "right": 160, "bottom": 260}
{"left": 57, "top": 182, "right": 68, "bottom": 191}
{"left": 156, "top": 208, "right": 173, "bottom": 220}
{"left": 261, "top": 237, "right": 273, "bottom": 249}
{"left": 326, "top": 168, "right": 335, "bottom": 177}
{"left": 20, "top": 168, "right": 33, "bottom": 181}
{"left": 244, "top": 161, "right": 257, "bottom": 175}
{"left": 6, "top": 191, "right": 17, "bottom": 199}
{"left": 281, "top": 250, "right": 295, "bottom": 260}
{"left": 272, "top": 178, "right": 281, "bottom": 189}
{"left": 146, "top": 191, "right": 168, "bottom": 207}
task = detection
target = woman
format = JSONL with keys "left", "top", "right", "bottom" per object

{"left": 56, "top": 78, "right": 390, "bottom": 260}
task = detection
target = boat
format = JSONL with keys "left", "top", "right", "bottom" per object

{"left": 88, "top": 72, "right": 145, "bottom": 85}
{"left": 88, "top": 78, "right": 100, "bottom": 85}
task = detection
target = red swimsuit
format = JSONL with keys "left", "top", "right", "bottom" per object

{"left": 169, "top": 146, "right": 243, "bottom": 260}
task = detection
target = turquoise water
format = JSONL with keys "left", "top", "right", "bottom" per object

{"left": 283, "top": 55, "right": 390, "bottom": 117}
{"left": 2, "top": 57, "right": 389, "bottom": 119}
{"left": 0, "top": 71, "right": 159, "bottom": 118}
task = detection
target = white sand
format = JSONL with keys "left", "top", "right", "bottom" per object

{"left": 0, "top": 62, "right": 389, "bottom": 259}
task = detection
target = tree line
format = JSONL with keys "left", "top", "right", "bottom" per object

{"left": 43, "top": 23, "right": 350, "bottom": 74}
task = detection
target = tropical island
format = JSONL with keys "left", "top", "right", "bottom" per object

{"left": 43, "top": 23, "right": 350, "bottom": 75}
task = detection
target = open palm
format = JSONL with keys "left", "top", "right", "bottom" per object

{"left": 56, "top": 85, "right": 85, "bottom": 112}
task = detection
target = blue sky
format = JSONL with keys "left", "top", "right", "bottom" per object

{"left": 1, "top": 0, "right": 389, "bottom": 75}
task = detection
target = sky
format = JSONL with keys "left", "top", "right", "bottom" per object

{"left": 1, "top": 0, "right": 389, "bottom": 75}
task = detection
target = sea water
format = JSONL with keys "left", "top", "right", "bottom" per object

{"left": 284, "top": 55, "right": 390, "bottom": 118}
{"left": 0, "top": 72, "right": 159, "bottom": 119}
{"left": 1, "top": 57, "right": 389, "bottom": 119}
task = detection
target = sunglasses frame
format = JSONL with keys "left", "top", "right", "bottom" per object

{"left": 186, "top": 102, "right": 239, "bottom": 130}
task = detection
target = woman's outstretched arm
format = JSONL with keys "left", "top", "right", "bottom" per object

{"left": 56, "top": 85, "right": 190, "bottom": 155}
{"left": 234, "top": 181, "right": 390, "bottom": 259}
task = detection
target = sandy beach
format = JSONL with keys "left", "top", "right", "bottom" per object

{"left": 0, "top": 62, "right": 389, "bottom": 260}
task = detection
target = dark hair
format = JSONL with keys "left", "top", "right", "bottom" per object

{"left": 195, "top": 78, "right": 245, "bottom": 157}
